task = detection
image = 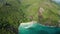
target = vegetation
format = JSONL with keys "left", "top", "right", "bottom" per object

{"left": 0, "top": 0, "right": 60, "bottom": 34}
{"left": 20, "top": 0, "right": 60, "bottom": 26}
{"left": 0, "top": 0, "right": 27, "bottom": 34}
{"left": 38, "top": 0, "right": 60, "bottom": 26}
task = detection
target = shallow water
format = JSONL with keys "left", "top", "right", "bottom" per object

{"left": 19, "top": 22, "right": 60, "bottom": 34}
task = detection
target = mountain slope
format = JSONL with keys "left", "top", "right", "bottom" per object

{"left": 20, "top": 0, "right": 60, "bottom": 26}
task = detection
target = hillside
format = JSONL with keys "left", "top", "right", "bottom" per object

{"left": 20, "top": 0, "right": 60, "bottom": 26}
{"left": 0, "top": 0, "right": 60, "bottom": 34}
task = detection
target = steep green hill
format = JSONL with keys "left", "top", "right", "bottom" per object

{"left": 34, "top": 0, "right": 60, "bottom": 26}
{"left": 0, "top": 0, "right": 60, "bottom": 34}
{"left": 20, "top": 0, "right": 60, "bottom": 26}
{"left": 38, "top": 0, "right": 60, "bottom": 26}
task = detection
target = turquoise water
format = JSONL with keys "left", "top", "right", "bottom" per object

{"left": 18, "top": 23, "right": 60, "bottom": 34}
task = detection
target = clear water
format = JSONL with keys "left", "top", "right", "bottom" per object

{"left": 19, "top": 22, "right": 60, "bottom": 34}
